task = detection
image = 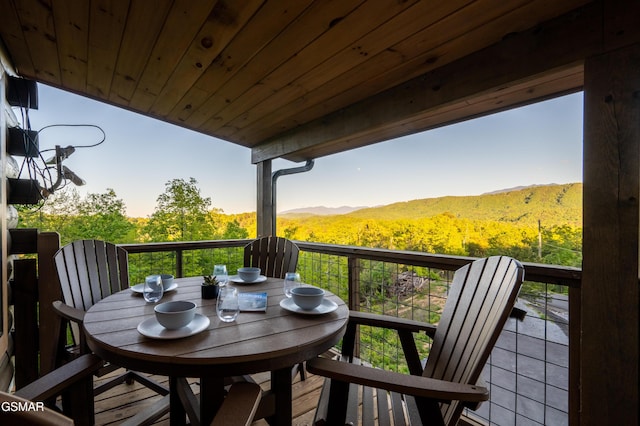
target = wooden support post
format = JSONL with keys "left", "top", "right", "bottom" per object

{"left": 11, "top": 259, "right": 39, "bottom": 388}
{"left": 256, "top": 160, "right": 273, "bottom": 237}
{"left": 582, "top": 43, "right": 639, "bottom": 425}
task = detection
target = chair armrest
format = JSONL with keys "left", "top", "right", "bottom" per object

{"left": 307, "top": 357, "right": 488, "bottom": 405}
{"left": 15, "top": 354, "right": 103, "bottom": 401}
{"left": 349, "top": 311, "right": 437, "bottom": 338}
{"left": 52, "top": 300, "right": 85, "bottom": 324}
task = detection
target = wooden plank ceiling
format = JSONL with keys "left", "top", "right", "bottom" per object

{"left": 0, "top": 0, "right": 592, "bottom": 163}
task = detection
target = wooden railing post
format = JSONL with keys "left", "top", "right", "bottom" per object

{"left": 348, "top": 256, "right": 360, "bottom": 358}
{"left": 569, "top": 285, "right": 580, "bottom": 426}
{"left": 7, "top": 228, "right": 39, "bottom": 388}
{"left": 38, "top": 232, "right": 61, "bottom": 375}
{"left": 347, "top": 256, "right": 360, "bottom": 311}
{"left": 175, "top": 249, "right": 183, "bottom": 278}
{"left": 11, "top": 258, "right": 38, "bottom": 388}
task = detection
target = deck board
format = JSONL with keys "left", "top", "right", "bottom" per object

{"left": 93, "top": 367, "right": 324, "bottom": 425}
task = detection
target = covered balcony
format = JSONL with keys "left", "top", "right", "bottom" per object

{"left": 11, "top": 236, "right": 579, "bottom": 425}
{"left": 1, "top": 1, "right": 638, "bottom": 425}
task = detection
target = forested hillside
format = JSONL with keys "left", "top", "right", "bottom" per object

{"left": 276, "top": 184, "right": 582, "bottom": 266}
{"left": 345, "top": 183, "right": 581, "bottom": 226}
{"left": 17, "top": 180, "right": 582, "bottom": 267}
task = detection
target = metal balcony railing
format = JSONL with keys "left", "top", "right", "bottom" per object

{"left": 121, "top": 239, "right": 580, "bottom": 425}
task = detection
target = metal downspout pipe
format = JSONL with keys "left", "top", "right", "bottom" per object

{"left": 271, "top": 160, "right": 315, "bottom": 235}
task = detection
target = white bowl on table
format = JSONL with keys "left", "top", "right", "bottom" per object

{"left": 291, "top": 286, "right": 325, "bottom": 310}
{"left": 237, "top": 267, "right": 261, "bottom": 282}
{"left": 154, "top": 301, "right": 196, "bottom": 329}
{"left": 160, "top": 274, "right": 174, "bottom": 287}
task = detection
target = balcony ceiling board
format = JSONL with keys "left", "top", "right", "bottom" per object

{"left": 0, "top": 0, "right": 596, "bottom": 162}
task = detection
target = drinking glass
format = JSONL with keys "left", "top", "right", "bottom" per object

{"left": 217, "top": 286, "right": 239, "bottom": 322}
{"left": 283, "top": 272, "right": 301, "bottom": 298}
{"left": 213, "top": 264, "right": 228, "bottom": 286}
{"left": 143, "top": 275, "right": 164, "bottom": 303}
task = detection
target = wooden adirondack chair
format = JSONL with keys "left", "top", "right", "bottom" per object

{"left": 0, "top": 353, "right": 103, "bottom": 426}
{"left": 0, "top": 354, "right": 262, "bottom": 426}
{"left": 307, "top": 255, "right": 525, "bottom": 426}
{"left": 244, "top": 236, "right": 304, "bottom": 379}
{"left": 51, "top": 240, "right": 169, "bottom": 399}
{"left": 243, "top": 236, "right": 300, "bottom": 279}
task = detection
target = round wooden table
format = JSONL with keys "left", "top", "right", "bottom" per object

{"left": 83, "top": 276, "right": 348, "bottom": 425}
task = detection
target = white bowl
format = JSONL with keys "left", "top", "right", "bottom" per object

{"left": 237, "top": 267, "right": 261, "bottom": 282}
{"left": 154, "top": 301, "right": 196, "bottom": 329}
{"left": 161, "top": 274, "right": 174, "bottom": 287}
{"left": 291, "top": 286, "right": 325, "bottom": 310}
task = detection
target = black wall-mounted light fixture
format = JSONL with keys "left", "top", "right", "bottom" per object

{"left": 7, "top": 76, "right": 38, "bottom": 109}
{"left": 7, "top": 127, "right": 39, "bottom": 157}
{"left": 6, "top": 78, "right": 102, "bottom": 203}
{"left": 7, "top": 178, "right": 43, "bottom": 205}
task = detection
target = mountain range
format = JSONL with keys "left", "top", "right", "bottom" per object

{"left": 280, "top": 205, "right": 367, "bottom": 216}
{"left": 280, "top": 183, "right": 582, "bottom": 227}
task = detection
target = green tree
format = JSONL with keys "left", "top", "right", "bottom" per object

{"left": 70, "top": 189, "right": 135, "bottom": 242}
{"left": 16, "top": 187, "right": 81, "bottom": 234}
{"left": 17, "top": 188, "right": 134, "bottom": 245}
{"left": 220, "top": 219, "right": 249, "bottom": 239}
{"left": 541, "top": 225, "right": 582, "bottom": 267}
{"left": 145, "top": 178, "right": 215, "bottom": 242}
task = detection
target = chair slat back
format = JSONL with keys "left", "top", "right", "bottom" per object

{"left": 243, "top": 236, "right": 300, "bottom": 279}
{"left": 422, "top": 256, "right": 524, "bottom": 424}
{"left": 54, "top": 239, "right": 129, "bottom": 312}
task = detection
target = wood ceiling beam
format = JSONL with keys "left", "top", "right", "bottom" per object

{"left": 251, "top": 0, "right": 639, "bottom": 164}
{"left": 286, "top": 66, "right": 584, "bottom": 163}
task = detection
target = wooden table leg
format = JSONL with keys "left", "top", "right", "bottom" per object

{"left": 270, "top": 367, "right": 292, "bottom": 426}
{"left": 175, "top": 377, "right": 200, "bottom": 425}
{"left": 200, "top": 376, "right": 225, "bottom": 426}
{"left": 169, "top": 377, "right": 186, "bottom": 426}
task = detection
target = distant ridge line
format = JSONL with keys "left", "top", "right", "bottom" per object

{"left": 481, "top": 183, "right": 559, "bottom": 195}
{"left": 280, "top": 206, "right": 367, "bottom": 216}
{"left": 280, "top": 183, "right": 582, "bottom": 227}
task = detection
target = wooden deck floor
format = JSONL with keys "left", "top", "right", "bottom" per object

{"left": 93, "top": 367, "right": 324, "bottom": 425}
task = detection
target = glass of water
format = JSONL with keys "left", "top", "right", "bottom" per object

{"left": 217, "top": 286, "right": 239, "bottom": 322}
{"left": 213, "top": 264, "right": 229, "bottom": 286}
{"left": 143, "top": 275, "right": 163, "bottom": 303}
{"left": 283, "top": 272, "right": 301, "bottom": 298}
